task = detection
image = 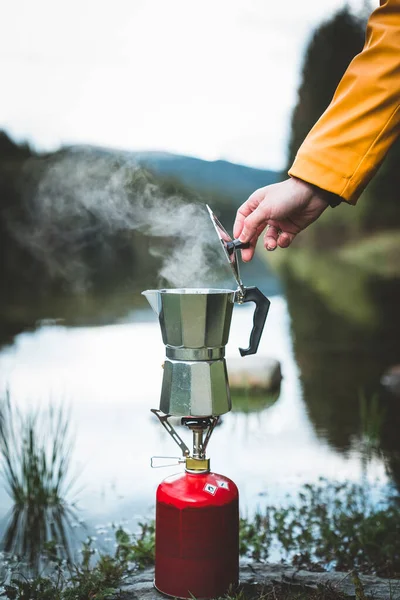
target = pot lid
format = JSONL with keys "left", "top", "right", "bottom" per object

{"left": 206, "top": 204, "right": 248, "bottom": 293}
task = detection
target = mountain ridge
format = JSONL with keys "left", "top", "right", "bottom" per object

{"left": 131, "top": 150, "right": 280, "bottom": 202}
{"left": 64, "top": 144, "right": 280, "bottom": 203}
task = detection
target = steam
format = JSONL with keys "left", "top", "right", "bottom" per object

{"left": 13, "top": 148, "right": 230, "bottom": 290}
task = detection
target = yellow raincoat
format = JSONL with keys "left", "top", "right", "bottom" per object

{"left": 289, "top": 0, "right": 400, "bottom": 204}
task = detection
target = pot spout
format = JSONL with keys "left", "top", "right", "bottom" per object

{"left": 142, "top": 290, "right": 162, "bottom": 315}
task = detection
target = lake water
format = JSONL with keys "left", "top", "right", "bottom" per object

{"left": 0, "top": 254, "right": 399, "bottom": 560}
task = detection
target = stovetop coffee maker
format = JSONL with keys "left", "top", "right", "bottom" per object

{"left": 142, "top": 205, "right": 270, "bottom": 600}
{"left": 143, "top": 205, "right": 270, "bottom": 417}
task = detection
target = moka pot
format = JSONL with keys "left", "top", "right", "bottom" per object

{"left": 142, "top": 206, "right": 270, "bottom": 417}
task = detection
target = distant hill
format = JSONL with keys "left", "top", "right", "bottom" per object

{"left": 0, "top": 133, "right": 282, "bottom": 298}
{"left": 131, "top": 151, "right": 279, "bottom": 203}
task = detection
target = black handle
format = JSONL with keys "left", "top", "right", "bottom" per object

{"left": 238, "top": 287, "right": 270, "bottom": 357}
{"left": 226, "top": 239, "right": 250, "bottom": 255}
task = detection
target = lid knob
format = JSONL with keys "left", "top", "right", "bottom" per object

{"left": 225, "top": 239, "right": 250, "bottom": 255}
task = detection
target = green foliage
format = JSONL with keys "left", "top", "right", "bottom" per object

{"left": 1, "top": 523, "right": 153, "bottom": 599}
{"left": 240, "top": 513, "right": 272, "bottom": 560}
{"left": 115, "top": 521, "right": 155, "bottom": 568}
{"left": 266, "top": 247, "right": 380, "bottom": 328}
{"left": 61, "top": 539, "right": 124, "bottom": 600}
{"left": 2, "top": 481, "right": 399, "bottom": 598}
{"left": 240, "top": 480, "right": 400, "bottom": 577}
{"left": 337, "top": 230, "right": 400, "bottom": 278}
{"left": 3, "top": 575, "right": 64, "bottom": 600}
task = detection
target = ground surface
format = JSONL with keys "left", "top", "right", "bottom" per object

{"left": 116, "top": 561, "right": 400, "bottom": 599}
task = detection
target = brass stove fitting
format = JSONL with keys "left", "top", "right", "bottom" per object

{"left": 185, "top": 456, "right": 210, "bottom": 473}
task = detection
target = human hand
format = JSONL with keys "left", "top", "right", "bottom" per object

{"left": 233, "top": 177, "right": 329, "bottom": 261}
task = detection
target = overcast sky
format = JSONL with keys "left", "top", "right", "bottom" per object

{"left": 1, "top": 0, "right": 373, "bottom": 170}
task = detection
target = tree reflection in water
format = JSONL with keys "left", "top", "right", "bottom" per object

{"left": 0, "top": 394, "right": 81, "bottom": 573}
{"left": 276, "top": 253, "right": 400, "bottom": 489}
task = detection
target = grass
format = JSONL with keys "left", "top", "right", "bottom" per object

{"left": 0, "top": 394, "right": 78, "bottom": 571}
{"left": 0, "top": 393, "right": 75, "bottom": 508}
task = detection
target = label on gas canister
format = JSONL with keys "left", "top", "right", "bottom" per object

{"left": 203, "top": 483, "right": 218, "bottom": 496}
{"left": 217, "top": 480, "right": 229, "bottom": 490}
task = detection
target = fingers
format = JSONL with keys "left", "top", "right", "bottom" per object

{"left": 263, "top": 225, "right": 280, "bottom": 251}
{"left": 233, "top": 183, "right": 300, "bottom": 260}
{"left": 263, "top": 227, "right": 297, "bottom": 251}
{"left": 239, "top": 201, "right": 273, "bottom": 243}
{"left": 277, "top": 231, "right": 296, "bottom": 248}
{"left": 233, "top": 209, "right": 246, "bottom": 240}
{"left": 240, "top": 238, "right": 257, "bottom": 262}
{"left": 233, "top": 188, "right": 265, "bottom": 239}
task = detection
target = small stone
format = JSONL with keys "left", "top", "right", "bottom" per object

{"left": 381, "top": 364, "right": 400, "bottom": 397}
{"left": 227, "top": 356, "right": 282, "bottom": 392}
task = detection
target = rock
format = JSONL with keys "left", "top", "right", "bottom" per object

{"left": 115, "top": 562, "right": 400, "bottom": 599}
{"left": 116, "top": 569, "right": 156, "bottom": 599}
{"left": 381, "top": 364, "right": 400, "bottom": 397}
{"left": 227, "top": 356, "right": 282, "bottom": 392}
{"left": 239, "top": 562, "right": 400, "bottom": 599}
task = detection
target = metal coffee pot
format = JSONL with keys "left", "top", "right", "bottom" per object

{"left": 142, "top": 205, "right": 270, "bottom": 417}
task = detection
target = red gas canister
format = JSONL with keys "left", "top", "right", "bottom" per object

{"left": 155, "top": 470, "right": 239, "bottom": 599}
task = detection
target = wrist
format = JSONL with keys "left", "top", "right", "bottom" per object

{"left": 290, "top": 176, "right": 341, "bottom": 208}
{"left": 310, "top": 184, "right": 342, "bottom": 208}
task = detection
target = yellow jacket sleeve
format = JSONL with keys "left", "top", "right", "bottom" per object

{"left": 288, "top": 0, "right": 400, "bottom": 204}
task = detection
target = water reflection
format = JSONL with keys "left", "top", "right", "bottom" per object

{"left": 278, "top": 254, "right": 400, "bottom": 489}
{"left": 0, "top": 257, "right": 397, "bottom": 539}
{"left": 231, "top": 389, "right": 280, "bottom": 414}
{"left": 2, "top": 502, "right": 78, "bottom": 572}
{"left": 0, "top": 397, "right": 80, "bottom": 571}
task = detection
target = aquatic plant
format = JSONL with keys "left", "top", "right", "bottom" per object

{"left": 0, "top": 393, "right": 78, "bottom": 570}
{"left": 358, "top": 391, "right": 386, "bottom": 456}
{"left": 0, "top": 393, "right": 75, "bottom": 505}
